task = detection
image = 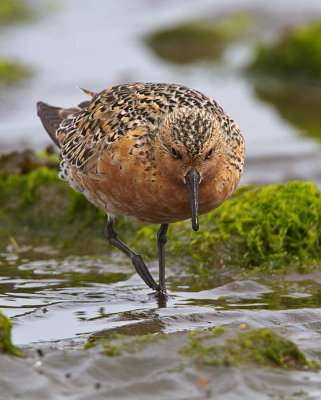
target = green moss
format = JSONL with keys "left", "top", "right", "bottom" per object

{"left": 0, "top": 166, "right": 61, "bottom": 205}
{"left": 213, "top": 326, "right": 225, "bottom": 336}
{"left": 0, "top": 166, "right": 139, "bottom": 254}
{"left": 248, "top": 17, "right": 321, "bottom": 82}
{"left": 146, "top": 12, "right": 254, "bottom": 64}
{"left": 0, "top": 167, "right": 101, "bottom": 250}
{"left": 205, "top": 181, "right": 321, "bottom": 271}
{"left": 181, "top": 327, "right": 320, "bottom": 370}
{"left": 0, "top": 0, "right": 30, "bottom": 24}
{"left": 0, "top": 311, "right": 24, "bottom": 357}
{"left": 84, "top": 328, "right": 319, "bottom": 370}
{"left": 103, "top": 334, "right": 168, "bottom": 356}
{"left": 209, "top": 181, "right": 320, "bottom": 271}
{"left": 0, "top": 58, "right": 32, "bottom": 85}
{"left": 136, "top": 181, "right": 321, "bottom": 273}
{"left": 85, "top": 333, "right": 168, "bottom": 356}
{"left": 147, "top": 23, "right": 224, "bottom": 64}
{"left": 84, "top": 340, "right": 97, "bottom": 349}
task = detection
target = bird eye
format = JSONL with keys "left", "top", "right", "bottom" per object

{"left": 171, "top": 147, "right": 181, "bottom": 159}
{"left": 205, "top": 147, "right": 214, "bottom": 160}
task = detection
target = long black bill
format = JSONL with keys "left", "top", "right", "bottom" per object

{"left": 185, "top": 168, "right": 200, "bottom": 231}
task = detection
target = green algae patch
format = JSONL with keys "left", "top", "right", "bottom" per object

{"left": 0, "top": 58, "right": 32, "bottom": 85}
{"left": 147, "top": 23, "right": 225, "bottom": 64}
{"left": 0, "top": 166, "right": 138, "bottom": 253}
{"left": 136, "top": 181, "right": 321, "bottom": 274}
{"left": 181, "top": 327, "right": 320, "bottom": 370}
{"left": 248, "top": 17, "right": 321, "bottom": 82}
{"left": 85, "top": 333, "right": 168, "bottom": 356}
{"left": 146, "top": 12, "right": 254, "bottom": 64}
{"left": 195, "top": 181, "right": 321, "bottom": 272}
{"left": 0, "top": 311, "right": 24, "bottom": 357}
{"left": 86, "top": 327, "right": 319, "bottom": 371}
{"left": 0, "top": 167, "right": 105, "bottom": 251}
{"left": 203, "top": 181, "right": 321, "bottom": 271}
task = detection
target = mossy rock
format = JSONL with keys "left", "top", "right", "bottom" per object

{"left": 146, "top": 12, "right": 254, "bottom": 64}
{"left": 86, "top": 326, "right": 319, "bottom": 371}
{"left": 136, "top": 181, "right": 321, "bottom": 273}
{"left": 192, "top": 181, "right": 321, "bottom": 272}
{"left": 0, "top": 167, "right": 104, "bottom": 249}
{"left": 0, "top": 58, "right": 32, "bottom": 85}
{"left": 248, "top": 17, "right": 321, "bottom": 82}
{"left": 0, "top": 311, "right": 24, "bottom": 356}
{"left": 86, "top": 333, "right": 168, "bottom": 356}
{"left": 0, "top": 166, "right": 137, "bottom": 253}
{"left": 181, "top": 327, "right": 320, "bottom": 370}
{"left": 146, "top": 23, "right": 225, "bottom": 64}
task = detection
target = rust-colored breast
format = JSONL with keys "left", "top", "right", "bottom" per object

{"left": 71, "top": 133, "right": 239, "bottom": 224}
{"left": 75, "top": 131, "right": 190, "bottom": 223}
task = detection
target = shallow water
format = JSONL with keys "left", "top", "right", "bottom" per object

{"left": 2, "top": 245, "right": 321, "bottom": 346}
{"left": 1, "top": 244, "right": 321, "bottom": 399}
{"left": 1, "top": 0, "right": 321, "bottom": 399}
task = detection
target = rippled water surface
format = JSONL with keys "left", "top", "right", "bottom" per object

{"left": 1, "top": 0, "right": 321, "bottom": 399}
{"left": 1, "top": 243, "right": 321, "bottom": 399}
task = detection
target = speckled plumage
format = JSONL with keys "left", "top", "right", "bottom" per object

{"left": 58, "top": 84, "right": 230, "bottom": 159}
{"left": 37, "top": 82, "right": 245, "bottom": 294}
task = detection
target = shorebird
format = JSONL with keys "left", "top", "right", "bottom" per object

{"left": 37, "top": 82, "right": 245, "bottom": 295}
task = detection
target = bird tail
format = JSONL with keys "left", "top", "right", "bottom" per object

{"left": 37, "top": 100, "right": 92, "bottom": 148}
{"left": 37, "top": 89, "right": 95, "bottom": 147}
{"left": 36, "top": 102, "right": 64, "bottom": 148}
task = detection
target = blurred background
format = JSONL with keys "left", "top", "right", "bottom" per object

{"left": 0, "top": 0, "right": 320, "bottom": 185}
{"left": 1, "top": 4, "right": 321, "bottom": 395}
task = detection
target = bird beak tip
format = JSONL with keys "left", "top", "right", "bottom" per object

{"left": 185, "top": 168, "right": 200, "bottom": 233}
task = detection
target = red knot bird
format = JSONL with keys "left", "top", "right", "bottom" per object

{"left": 37, "top": 82, "right": 245, "bottom": 295}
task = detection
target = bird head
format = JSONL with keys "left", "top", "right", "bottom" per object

{"left": 155, "top": 108, "right": 225, "bottom": 231}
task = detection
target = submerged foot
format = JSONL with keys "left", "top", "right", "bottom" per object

{"left": 155, "top": 290, "right": 168, "bottom": 299}
{"left": 148, "top": 289, "right": 169, "bottom": 307}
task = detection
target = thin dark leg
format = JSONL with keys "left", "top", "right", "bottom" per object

{"left": 157, "top": 224, "right": 169, "bottom": 293}
{"left": 104, "top": 217, "right": 161, "bottom": 292}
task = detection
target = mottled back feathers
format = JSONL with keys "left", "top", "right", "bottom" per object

{"left": 40, "top": 83, "right": 235, "bottom": 169}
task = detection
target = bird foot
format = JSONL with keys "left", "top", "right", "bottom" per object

{"left": 148, "top": 290, "right": 168, "bottom": 307}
